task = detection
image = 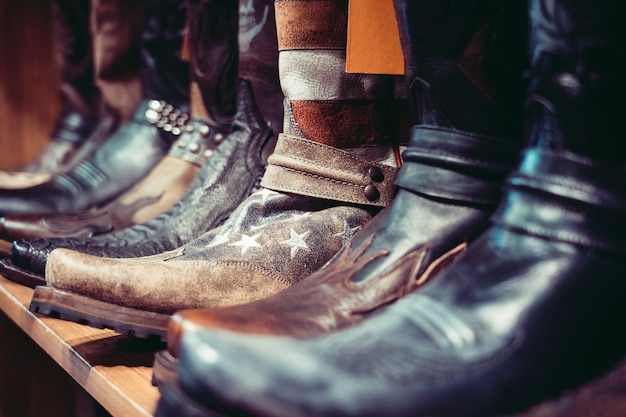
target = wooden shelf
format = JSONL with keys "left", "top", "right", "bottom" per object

{"left": 0, "top": 274, "right": 161, "bottom": 417}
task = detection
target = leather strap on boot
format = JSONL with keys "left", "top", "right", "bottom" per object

{"left": 396, "top": 126, "right": 521, "bottom": 207}
{"left": 493, "top": 148, "right": 626, "bottom": 254}
{"left": 261, "top": 134, "right": 398, "bottom": 206}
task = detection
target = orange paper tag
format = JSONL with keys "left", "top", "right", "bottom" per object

{"left": 346, "top": 0, "right": 404, "bottom": 75}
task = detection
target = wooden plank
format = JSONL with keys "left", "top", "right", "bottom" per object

{"left": 0, "top": 275, "right": 161, "bottom": 417}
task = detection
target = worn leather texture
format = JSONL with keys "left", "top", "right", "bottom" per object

{"left": 275, "top": 0, "right": 347, "bottom": 50}
{"left": 8, "top": 79, "right": 270, "bottom": 276}
{"left": 262, "top": 134, "right": 398, "bottom": 206}
{"left": 0, "top": 118, "right": 226, "bottom": 241}
{"left": 165, "top": 125, "right": 520, "bottom": 353}
{"left": 44, "top": 185, "right": 374, "bottom": 314}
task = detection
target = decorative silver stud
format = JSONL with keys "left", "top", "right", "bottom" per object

{"left": 189, "top": 142, "right": 200, "bottom": 153}
{"left": 148, "top": 100, "right": 162, "bottom": 110}
{"left": 145, "top": 109, "right": 159, "bottom": 123}
{"left": 198, "top": 125, "right": 211, "bottom": 137}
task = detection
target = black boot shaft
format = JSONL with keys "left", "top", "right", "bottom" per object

{"left": 527, "top": 0, "right": 626, "bottom": 164}
{"left": 141, "top": 0, "right": 190, "bottom": 109}
{"left": 53, "top": 0, "right": 100, "bottom": 117}
{"left": 188, "top": 0, "right": 239, "bottom": 129}
{"left": 52, "top": 0, "right": 101, "bottom": 143}
{"left": 393, "top": 0, "right": 527, "bottom": 140}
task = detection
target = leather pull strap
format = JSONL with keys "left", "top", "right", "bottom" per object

{"left": 275, "top": 0, "right": 347, "bottom": 50}
{"left": 396, "top": 126, "right": 521, "bottom": 206}
{"left": 492, "top": 148, "right": 626, "bottom": 254}
{"left": 261, "top": 134, "right": 398, "bottom": 206}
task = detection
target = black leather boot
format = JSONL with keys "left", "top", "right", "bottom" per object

{"left": 2, "top": 0, "right": 281, "bottom": 287}
{"left": 153, "top": 1, "right": 626, "bottom": 416}
{"left": 0, "top": 0, "right": 190, "bottom": 217}
{"left": 0, "top": 0, "right": 102, "bottom": 189}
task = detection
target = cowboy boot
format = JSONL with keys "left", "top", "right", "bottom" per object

{"left": 0, "top": 0, "right": 189, "bottom": 217}
{"left": 0, "top": 0, "right": 241, "bottom": 242}
{"left": 153, "top": 0, "right": 626, "bottom": 416}
{"left": 158, "top": 0, "right": 527, "bottom": 370}
{"left": 1, "top": 0, "right": 281, "bottom": 285}
{"left": 0, "top": 0, "right": 102, "bottom": 189}
{"left": 29, "top": 0, "right": 405, "bottom": 339}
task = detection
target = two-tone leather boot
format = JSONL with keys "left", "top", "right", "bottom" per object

{"left": 0, "top": 0, "right": 190, "bottom": 217}
{"left": 28, "top": 0, "right": 406, "bottom": 339}
{"left": 0, "top": 0, "right": 108, "bottom": 190}
{"left": 1, "top": 0, "right": 281, "bottom": 286}
{"left": 155, "top": 0, "right": 527, "bottom": 377}
{"left": 0, "top": 0, "right": 242, "bottom": 242}
{"left": 153, "top": 0, "right": 626, "bottom": 416}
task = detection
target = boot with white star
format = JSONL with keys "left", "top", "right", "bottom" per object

{"left": 28, "top": 0, "right": 405, "bottom": 339}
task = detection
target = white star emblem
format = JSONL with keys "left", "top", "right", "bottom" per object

{"left": 230, "top": 233, "right": 262, "bottom": 255}
{"left": 333, "top": 221, "right": 361, "bottom": 246}
{"left": 280, "top": 229, "right": 311, "bottom": 259}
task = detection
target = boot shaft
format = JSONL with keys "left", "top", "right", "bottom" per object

{"left": 393, "top": 0, "right": 527, "bottom": 140}
{"left": 239, "top": 0, "right": 282, "bottom": 143}
{"left": 140, "top": 0, "right": 190, "bottom": 109}
{"left": 90, "top": 0, "right": 144, "bottom": 123}
{"left": 53, "top": 0, "right": 99, "bottom": 117}
{"left": 187, "top": 0, "right": 239, "bottom": 129}
{"left": 527, "top": 0, "right": 625, "bottom": 165}
{"left": 275, "top": 0, "right": 405, "bottom": 151}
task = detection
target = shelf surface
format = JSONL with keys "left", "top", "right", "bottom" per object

{"left": 0, "top": 274, "right": 161, "bottom": 417}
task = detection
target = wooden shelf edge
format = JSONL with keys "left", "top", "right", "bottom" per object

{"left": 0, "top": 275, "right": 159, "bottom": 417}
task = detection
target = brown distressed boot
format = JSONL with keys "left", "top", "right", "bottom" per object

{"left": 29, "top": 0, "right": 406, "bottom": 339}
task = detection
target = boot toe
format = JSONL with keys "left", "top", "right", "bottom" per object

{"left": 11, "top": 238, "right": 55, "bottom": 275}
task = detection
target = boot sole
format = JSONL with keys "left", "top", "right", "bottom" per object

{"left": 156, "top": 377, "right": 230, "bottom": 417}
{"left": 0, "top": 258, "right": 46, "bottom": 288}
{"left": 29, "top": 286, "right": 170, "bottom": 341}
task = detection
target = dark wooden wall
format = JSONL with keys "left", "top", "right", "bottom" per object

{"left": 0, "top": 0, "right": 60, "bottom": 171}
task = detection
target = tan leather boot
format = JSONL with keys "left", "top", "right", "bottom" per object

{"left": 30, "top": 0, "right": 407, "bottom": 339}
